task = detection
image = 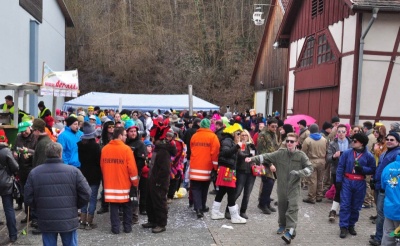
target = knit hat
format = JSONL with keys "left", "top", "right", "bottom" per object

{"left": 200, "top": 119, "right": 211, "bottom": 129}
{"left": 81, "top": 122, "right": 97, "bottom": 140}
{"left": 309, "top": 124, "right": 319, "bottom": 134}
{"left": 144, "top": 140, "right": 153, "bottom": 146}
{"left": 87, "top": 106, "right": 94, "bottom": 111}
{"left": 223, "top": 123, "right": 243, "bottom": 134}
{"left": 124, "top": 119, "right": 136, "bottom": 130}
{"left": 89, "top": 115, "right": 96, "bottom": 121}
{"left": 38, "top": 101, "right": 45, "bottom": 108}
{"left": 18, "top": 121, "right": 32, "bottom": 133}
{"left": 67, "top": 107, "right": 75, "bottom": 113}
{"left": 166, "top": 129, "right": 175, "bottom": 138}
{"left": 331, "top": 116, "right": 340, "bottom": 124}
{"left": 297, "top": 119, "right": 307, "bottom": 127}
{"left": 352, "top": 133, "right": 369, "bottom": 146}
{"left": 0, "top": 129, "right": 8, "bottom": 143}
{"left": 387, "top": 132, "right": 400, "bottom": 143}
{"left": 32, "top": 118, "right": 46, "bottom": 132}
{"left": 322, "top": 121, "right": 333, "bottom": 130}
{"left": 390, "top": 122, "right": 400, "bottom": 131}
{"left": 65, "top": 116, "right": 78, "bottom": 127}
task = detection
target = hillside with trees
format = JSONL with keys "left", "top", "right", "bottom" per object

{"left": 65, "top": 0, "right": 271, "bottom": 111}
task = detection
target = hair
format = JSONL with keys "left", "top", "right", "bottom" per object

{"left": 101, "top": 121, "right": 114, "bottom": 145}
{"left": 241, "top": 129, "right": 254, "bottom": 144}
{"left": 267, "top": 118, "right": 278, "bottom": 125}
{"left": 112, "top": 127, "right": 125, "bottom": 139}
{"left": 286, "top": 132, "right": 299, "bottom": 141}
{"left": 215, "top": 120, "right": 223, "bottom": 127}
{"left": 374, "top": 125, "right": 387, "bottom": 143}
{"left": 363, "top": 121, "right": 373, "bottom": 130}
{"left": 5, "top": 95, "right": 13, "bottom": 101}
{"left": 45, "top": 142, "right": 62, "bottom": 158}
{"left": 337, "top": 124, "right": 347, "bottom": 131}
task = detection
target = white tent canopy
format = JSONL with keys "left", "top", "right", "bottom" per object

{"left": 63, "top": 92, "right": 220, "bottom": 111}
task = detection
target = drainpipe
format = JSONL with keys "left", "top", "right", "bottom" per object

{"left": 354, "top": 8, "right": 379, "bottom": 125}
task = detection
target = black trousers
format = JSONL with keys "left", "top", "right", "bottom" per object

{"left": 139, "top": 177, "right": 148, "bottom": 213}
{"left": 110, "top": 202, "right": 132, "bottom": 233}
{"left": 146, "top": 183, "right": 168, "bottom": 227}
{"left": 191, "top": 180, "right": 210, "bottom": 210}
{"left": 215, "top": 186, "right": 236, "bottom": 207}
{"left": 167, "top": 178, "right": 180, "bottom": 199}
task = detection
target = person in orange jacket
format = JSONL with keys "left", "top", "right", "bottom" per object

{"left": 189, "top": 118, "right": 220, "bottom": 218}
{"left": 100, "top": 127, "right": 139, "bottom": 234}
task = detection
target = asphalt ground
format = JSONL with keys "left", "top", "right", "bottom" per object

{"left": 0, "top": 177, "right": 377, "bottom": 246}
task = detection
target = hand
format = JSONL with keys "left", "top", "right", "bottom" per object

{"left": 354, "top": 165, "right": 363, "bottom": 174}
{"left": 289, "top": 170, "right": 299, "bottom": 176}
{"left": 245, "top": 157, "right": 252, "bottom": 163}
{"left": 270, "top": 164, "right": 276, "bottom": 172}
{"left": 336, "top": 182, "right": 342, "bottom": 190}
{"left": 333, "top": 151, "right": 341, "bottom": 158}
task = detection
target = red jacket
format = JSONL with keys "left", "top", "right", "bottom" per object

{"left": 101, "top": 139, "right": 139, "bottom": 203}
{"left": 189, "top": 128, "right": 220, "bottom": 181}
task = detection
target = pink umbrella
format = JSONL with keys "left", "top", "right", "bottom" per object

{"left": 284, "top": 114, "right": 317, "bottom": 134}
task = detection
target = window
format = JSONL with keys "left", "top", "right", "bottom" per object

{"left": 300, "top": 37, "right": 315, "bottom": 68}
{"left": 317, "top": 34, "right": 335, "bottom": 64}
{"left": 312, "top": 0, "right": 324, "bottom": 17}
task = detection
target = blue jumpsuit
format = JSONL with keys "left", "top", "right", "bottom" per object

{"left": 336, "top": 148, "right": 376, "bottom": 228}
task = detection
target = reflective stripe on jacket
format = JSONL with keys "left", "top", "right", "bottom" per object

{"left": 101, "top": 139, "right": 139, "bottom": 203}
{"left": 189, "top": 128, "right": 220, "bottom": 181}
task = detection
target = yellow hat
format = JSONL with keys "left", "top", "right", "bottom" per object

{"left": 88, "top": 106, "right": 94, "bottom": 111}
{"left": 223, "top": 123, "right": 243, "bottom": 134}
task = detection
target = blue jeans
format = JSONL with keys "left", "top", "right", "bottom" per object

{"left": 235, "top": 172, "right": 256, "bottom": 212}
{"left": 42, "top": 230, "right": 77, "bottom": 246}
{"left": 374, "top": 191, "right": 385, "bottom": 242}
{"left": 81, "top": 184, "right": 99, "bottom": 216}
{"left": 1, "top": 194, "right": 17, "bottom": 241}
{"left": 259, "top": 176, "right": 275, "bottom": 207}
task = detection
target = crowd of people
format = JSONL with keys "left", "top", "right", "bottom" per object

{"left": 0, "top": 95, "right": 400, "bottom": 245}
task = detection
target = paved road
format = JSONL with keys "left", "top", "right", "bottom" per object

{"left": 0, "top": 178, "right": 376, "bottom": 246}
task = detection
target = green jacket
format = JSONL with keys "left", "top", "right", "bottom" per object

{"left": 256, "top": 129, "right": 279, "bottom": 178}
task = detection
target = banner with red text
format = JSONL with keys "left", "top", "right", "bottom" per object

{"left": 40, "top": 63, "right": 79, "bottom": 97}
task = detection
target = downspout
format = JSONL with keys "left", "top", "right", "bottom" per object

{"left": 354, "top": 8, "right": 379, "bottom": 125}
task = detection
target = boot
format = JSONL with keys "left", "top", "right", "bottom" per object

{"left": 85, "top": 215, "right": 97, "bottom": 230}
{"left": 228, "top": 205, "right": 246, "bottom": 224}
{"left": 211, "top": 201, "right": 224, "bottom": 220}
{"left": 79, "top": 213, "right": 87, "bottom": 229}
{"left": 267, "top": 204, "right": 276, "bottom": 212}
{"left": 239, "top": 209, "right": 248, "bottom": 219}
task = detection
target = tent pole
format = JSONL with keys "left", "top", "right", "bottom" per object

{"left": 188, "top": 85, "right": 193, "bottom": 116}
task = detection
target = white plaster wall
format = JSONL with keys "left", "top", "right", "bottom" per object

{"left": 381, "top": 63, "right": 400, "bottom": 116}
{"left": 0, "top": 1, "right": 67, "bottom": 112}
{"left": 363, "top": 13, "right": 400, "bottom": 52}
{"left": 359, "top": 57, "right": 388, "bottom": 116}
{"left": 338, "top": 55, "right": 354, "bottom": 115}
{"left": 328, "top": 21, "right": 343, "bottom": 52}
{"left": 286, "top": 71, "right": 295, "bottom": 115}
{"left": 289, "top": 42, "right": 298, "bottom": 68}
{"left": 342, "top": 14, "right": 357, "bottom": 53}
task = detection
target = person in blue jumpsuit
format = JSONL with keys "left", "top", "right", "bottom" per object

{"left": 336, "top": 133, "right": 376, "bottom": 239}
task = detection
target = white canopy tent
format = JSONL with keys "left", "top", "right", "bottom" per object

{"left": 63, "top": 92, "right": 220, "bottom": 111}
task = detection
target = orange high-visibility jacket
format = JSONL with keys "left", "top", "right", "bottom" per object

{"left": 101, "top": 139, "right": 139, "bottom": 203}
{"left": 189, "top": 128, "right": 220, "bottom": 181}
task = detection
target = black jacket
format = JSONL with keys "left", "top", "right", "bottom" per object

{"left": 126, "top": 136, "right": 147, "bottom": 173}
{"left": 24, "top": 158, "right": 91, "bottom": 233}
{"left": 78, "top": 139, "right": 102, "bottom": 185}
{"left": 183, "top": 125, "right": 199, "bottom": 160}
{"left": 218, "top": 133, "right": 240, "bottom": 169}
{"left": 236, "top": 143, "right": 257, "bottom": 173}
{"left": 0, "top": 144, "right": 19, "bottom": 196}
{"left": 149, "top": 141, "right": 177, "bottom": 192}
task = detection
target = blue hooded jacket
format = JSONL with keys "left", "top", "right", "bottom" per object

{"left": 374, "top": 146, "right": 400, "bottom": 191}
{"left": 381, "top": 154, "right": 400, "bottom": 220}
{"left": 57, "top": 127, "right": 83, "bottom": 168}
